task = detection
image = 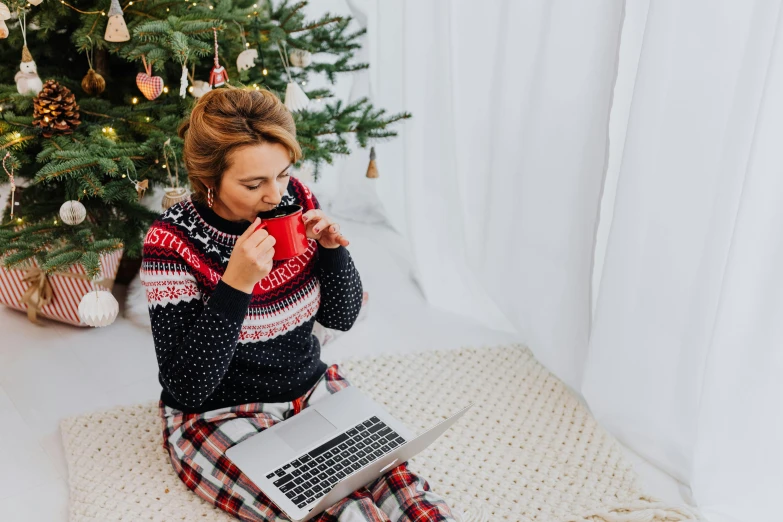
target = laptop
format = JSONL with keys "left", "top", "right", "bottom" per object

{"left": 225, "top": 385, "right": 472, "bottom": 521}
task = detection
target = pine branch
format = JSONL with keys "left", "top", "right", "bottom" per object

{"left": 0, "top": 0, "right": 410, "bottom": 275}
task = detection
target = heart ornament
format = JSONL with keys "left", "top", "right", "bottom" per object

{"left": 135, "top": 56, "right": 163, "bottom": 101}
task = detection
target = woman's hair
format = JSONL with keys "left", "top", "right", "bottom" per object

{"left": 177, "top": 87, "right": 302, "bottom": 203}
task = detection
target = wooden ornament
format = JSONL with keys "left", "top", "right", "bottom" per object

{"left": 237, "top": 48, "right": 258, "bottom": 72}
{"left": 135, "top": 179, "right": 148, "bottom": 201}
{"left": 366, "top": 146, "right": 379, "bottom": 178}
{"left": 104, "top": 0, "right": 130, "bottom": 42}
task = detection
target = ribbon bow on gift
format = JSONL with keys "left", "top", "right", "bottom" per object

{"left": 20, "top": 266, "right": 114, "bottom": 324}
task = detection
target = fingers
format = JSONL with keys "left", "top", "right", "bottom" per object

{"left": 302, "top": 209, "right": 324, "bottom": 224}
{"left": 311, "top": 217, "right": 332, "bottom": 235}
{"left": 239, "top": 217, "right": 262, "bottom": 241}
{"left": 251, "top": 228, "right": 275, "bottom": 250}
{"left": 251, "top": 235, "right": 276, "bottom": 263}
{"left": 256, "top": 247, "right": 275, "bottom": 267}
{"left": 320, "top": 227, "right": 349, "bottom": 248}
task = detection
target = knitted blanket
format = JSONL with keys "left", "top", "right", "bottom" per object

{"left": 60, "top": 344, "right": 701, "bottom": 521}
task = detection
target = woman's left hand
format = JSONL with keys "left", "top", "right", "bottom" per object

{"left": 302, "top": 209, "right": 350, "bottom": 249}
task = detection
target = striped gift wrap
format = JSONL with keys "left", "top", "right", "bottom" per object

{"left": 0, "top": 249, "right": 124, "bottom": 326}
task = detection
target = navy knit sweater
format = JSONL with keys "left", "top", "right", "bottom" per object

{"left": 140, "top": 177, "right": 363, "bottom": 413}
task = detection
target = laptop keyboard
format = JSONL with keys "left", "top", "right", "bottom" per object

{"left": 264, "top": 416, "right": 406, "bottom": 509}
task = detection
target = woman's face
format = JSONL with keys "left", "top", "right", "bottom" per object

{"left": 211, "top": 142, "right": 293, "bottom": 223}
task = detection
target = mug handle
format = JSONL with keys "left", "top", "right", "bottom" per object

{"left": 255, "top": 221, "right": 267, "bottom": 231}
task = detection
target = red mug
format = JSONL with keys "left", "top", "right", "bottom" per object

{"left": 255, "top": 204, "right": 309, "bottom": 260}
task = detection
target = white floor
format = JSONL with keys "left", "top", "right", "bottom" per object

{"left": 0, "top": 218, "right": 693, "bottom": 521}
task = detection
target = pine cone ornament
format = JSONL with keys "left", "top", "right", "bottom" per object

{"left": 32, "top": 79, "right": 81, "bottom": 138}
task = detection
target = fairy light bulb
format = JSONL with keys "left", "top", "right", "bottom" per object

{"left": 132, "top": 97, "right": 138, "bottom": 104}
{"left": 163, "top": 86, "right": 169, "bottom": 93}
{"left": 262, "top": 68, "right": 268, "bottom": 75}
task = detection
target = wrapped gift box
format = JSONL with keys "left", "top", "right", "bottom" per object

{"left": 0, "top": 249, "right": 123, "bottom": 326}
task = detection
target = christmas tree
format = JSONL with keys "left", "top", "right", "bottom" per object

{"left": 0, "top": 0, "right": 409, "bottom": 282}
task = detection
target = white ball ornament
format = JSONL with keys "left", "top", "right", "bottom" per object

{"left": 289, "top": 49, "right": 312, "bottom": 68}
{"left": 78, "top": 289, "right": 119, "bottom": 327}
{"left": 59, "top": 200, "right": 86, "bottom": 225}
{"left": 190, "top": 80, "right": 212, "bottom": 98}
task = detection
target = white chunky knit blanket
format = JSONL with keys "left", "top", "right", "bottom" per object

{"left": 61, "top": 344, "right": 702, "bottom": 521}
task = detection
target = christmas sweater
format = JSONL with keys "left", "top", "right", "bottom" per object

{"left": 140, "top": 177, "right": 363, "bottom": 413}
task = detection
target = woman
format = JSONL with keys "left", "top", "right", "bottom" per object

{"left": 140, "top": 88, "right": 459, "bottom": 521}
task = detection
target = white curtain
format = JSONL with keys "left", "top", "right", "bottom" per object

{"left": 584, "top": 2, "right": 783, "bottom": 521}
{"left": 354, "top": 0, "right": 781, "bottom": 520}
{"left": 367, "top": 0, "right": 626, "bottom": 390}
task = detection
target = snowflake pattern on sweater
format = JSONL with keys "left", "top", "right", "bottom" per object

{"left": 140, "top": 177, "right": 363, "bottom": 413}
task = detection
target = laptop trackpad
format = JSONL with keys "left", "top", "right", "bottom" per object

{"left": 275, "top": 409, "right": 337, "bottom": 453}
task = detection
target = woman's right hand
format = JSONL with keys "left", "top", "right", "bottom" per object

{"left": 221, "top": 217, "right": 276, "bottom": 294}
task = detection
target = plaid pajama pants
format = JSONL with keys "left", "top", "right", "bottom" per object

{"left": 160, "top": 364, "right": 458, "bottom": 522}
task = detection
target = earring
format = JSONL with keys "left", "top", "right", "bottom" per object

{"left": 207, "top": 187, "right": 214, "bottom": 208}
